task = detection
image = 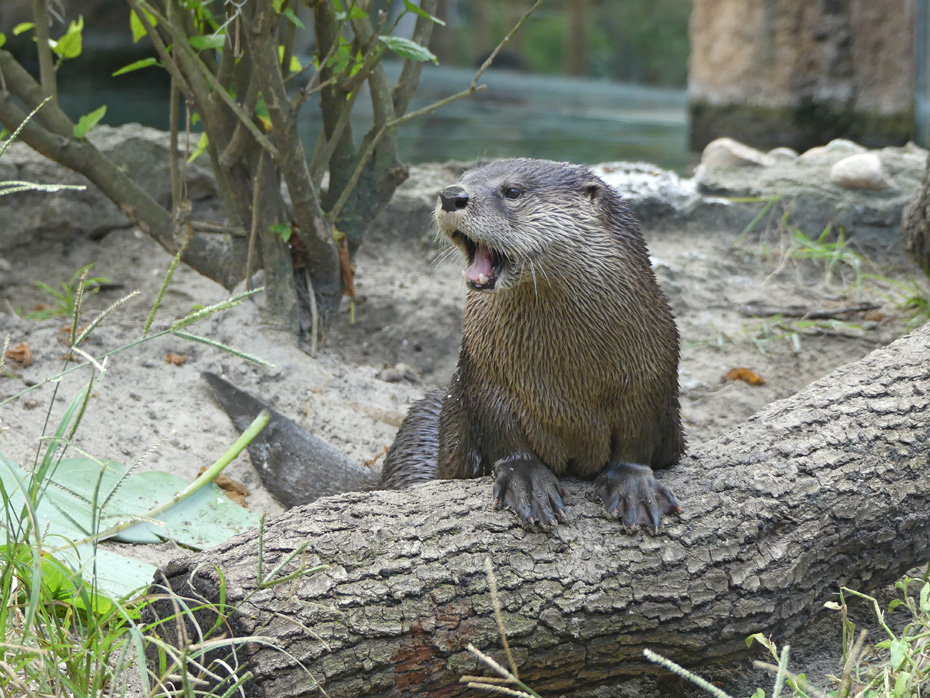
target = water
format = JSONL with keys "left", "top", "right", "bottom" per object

{"left": 57, "top": 62, "right": 689, "bottom": 172}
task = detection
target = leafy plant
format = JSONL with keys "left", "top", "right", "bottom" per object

{"left": 0, "top": 267, "right": 273, "bottom": 696}
{"left": 27, "top": 264, "right": 111, "bottom": 320}
{"left": 865, "top": 269, "right": 930, "bottom": 326}
{"left": 0, "top": 0, "right": 541, "bottom": 352}
{"left": 787, "top": 224, "right": 866, "bottom": 293}
{"left": 641, "top": 564, "right": 930, "bottom": 698}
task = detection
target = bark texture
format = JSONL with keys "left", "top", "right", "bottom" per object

{"left": 153, "top": 323, "right": 930, "bottom": 697}
{"left": 901, "top": 152, "right": 930, "bottom": 274}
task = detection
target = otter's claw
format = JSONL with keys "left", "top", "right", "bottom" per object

{"left": 492, "top": 457, "right": 566, "bottom": 528}
{"left": 594, "top": 462, "right": 679, "bottom": 532}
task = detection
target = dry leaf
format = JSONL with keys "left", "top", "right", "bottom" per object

{"left": 5, "top": 342, "right": 33, "bottom": 367}
{"left": 165, "top": 352, "right": 188, "bottom": 366}
{"left": 337, "top": 235, "right": 355, "bottom": 297}
{"left": 722, "top": 367, "right": 766, "bottom": 386}
{"left": 198, "top": 467, "right": 250, "bottom": 506}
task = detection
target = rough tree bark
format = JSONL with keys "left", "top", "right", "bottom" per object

{"left": 902, "top": 152, "right": 930, "bottom": 274}
{"left": 152, "top": 322, "right": 930, "bottom": 697}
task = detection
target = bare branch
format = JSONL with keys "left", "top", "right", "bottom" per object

{"left": 30, "top": 0, "right": 57, "bottom": 101}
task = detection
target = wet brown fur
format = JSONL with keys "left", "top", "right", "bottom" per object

{"left": 380, "top": 158, "right": 684, "bottom": 489}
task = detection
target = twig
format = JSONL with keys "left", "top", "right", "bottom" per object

{"left": 30, "top": 0, "right": 57, "bottom": 101}
{"left": 136, "top": 0, "right": 280, "bottom": 161}
{"left": 328, "top": 0, "right": 540, "bottom": 222}
{"left": 246, "top": 151, "right": 266, "bottom": 292}
{"left": 741, "top": 303, "right": 881, "bottom": 320}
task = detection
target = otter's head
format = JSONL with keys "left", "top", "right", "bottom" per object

{"left": 435, "top": 158, "right": 638, "bottom": 293}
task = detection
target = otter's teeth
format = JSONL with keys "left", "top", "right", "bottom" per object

{"left": 478, "top": 273, "right": 489, "bottom": 286}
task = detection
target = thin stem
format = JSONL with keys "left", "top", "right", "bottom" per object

{"left": 137, "top": 0, "right": 280, "bottom": 161}
{"left": 328, "top": 0, "right": 539, "bottom": 223}
{"left": 30, "top": 0, "right": 57, "bottom": 101}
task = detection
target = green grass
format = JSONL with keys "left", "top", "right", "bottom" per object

{"left": 26, "top": 264, "right": 112, "bottom": 321}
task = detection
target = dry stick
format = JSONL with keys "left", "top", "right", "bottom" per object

{"left": 328, "top": 0, "right": 541, "bottom": 222}
{"left": 306, "top": 26, "right": 390, "bottom": 181}
{"left": 740, "top": 303, "right": 881, "bottom": 319}
{"left": 168, "top": 77, "right": 181, "bottom": 210}
{"left": 245, "top": 150, "right": 266, "bottom": 292}
{"left": 136, "top": 0, "right": 280, "bottom": 162}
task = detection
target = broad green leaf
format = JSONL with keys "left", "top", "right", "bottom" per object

{"left": 270, "top": 223, "right": 292, "bottom": 243}
{"left": 745, "top": 633, "right": 777, "bottom": 653}
{"left": 255, "top": 94, "right": 272, "bottom": 131}
{"left": 893, "top": 671, "right": 910, "bottom": 698}
{"left": 273, "top": 0, "right": 285, "bottom": 12}
{"left": 73, "top": 105, "right": 106, "bottom": 139}
{"left": 189, "top": 33, "right": 226, "bottom": 51}
{"left": 129, "top": 7, "right": 157, "bottom": 42}
{"left": 282, "top": 8, "right": 305, "bottom": 29}
{"left": 0, "top": 33, "right": 6, "bottom": 49}
{"left": 13, "top": 22, "right": 35, "bottom": 36}
{"left": 56, "top": 545, "right": 156, "bottom": 599}
{"left": 277, "top": 46, "right": 302, "bottom": 73}
{"left": 0, "top": 453, "right": 258, "bottom": 597}
{"left": 52, "top": 17, "right": 84, "bottom": 60}
{"left": 188, "top": 131, "right": 208, "bottom": 163}
{"left": 378, "top": 35, "right": 437, "bottom": 64}
{"left": 112, "top": 57, "right": 159, "bottom": 76}
{"left": 889, "top": 638, "right": 906, "bottom": 670}
{"left": 404, "top": 0, "right": 446, "bottom": 25}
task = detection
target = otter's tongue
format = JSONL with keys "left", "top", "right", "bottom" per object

{"left": 465, "top": 244, "right": 494, "bottom": 285}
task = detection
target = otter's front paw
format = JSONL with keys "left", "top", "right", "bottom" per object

{"left": 492, "top": 457, "right": 566, "bottom": 528}
{"left": 594, "top": 462, "right": 679, "bottom": 533}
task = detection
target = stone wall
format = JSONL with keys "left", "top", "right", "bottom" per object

{"left": 689, "top": 0, "right": 916, "bottom": 151}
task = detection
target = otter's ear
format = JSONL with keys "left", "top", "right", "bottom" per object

{"left": 582, "top": 180, "right": 606, "bottom": 204}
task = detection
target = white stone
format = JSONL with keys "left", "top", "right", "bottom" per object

{"left": 829, "top": 153, "right": 892, "bottom": 190}
{"left": 700, "top": 137, "right": 773, "bottom": 169}
{"left": 766, "top": 147, "right": 799, "bottom": 164}
{"left": 825, "top": 138, "right": 867, "bottom": 154}
{"left": 798, "top": 139, "right": 867, "bottom": 167}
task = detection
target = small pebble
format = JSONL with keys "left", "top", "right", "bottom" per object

{"left": 829, "top": 153, "right": 892, "bottom": 190}
{"left": 700, "top": 137, "right": 772, "bottom": 169}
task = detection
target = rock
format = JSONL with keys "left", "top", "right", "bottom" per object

{"left": 766, "top": 147, "right": 799, "bottom": 164}
{"left": 689, "top": 0, "right": 914, "bottom": 151}
{"left": 376, "top": 363, "right": 419, "bottom": 383}
{"left": 592, "top": 162, "right": 701, "bottom": 223}
{"left": 829, "top": 153, "right": 892, "bottom": 190}
{"left": 0, "top": 124, "right": 219, "bottom": 250}
{"left": 700, "top": 138, "right": 773, "bottom": 169}
{"left": 798, "top": 139, "right": 867, "bottom": 167}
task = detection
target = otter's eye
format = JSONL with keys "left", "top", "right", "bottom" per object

{"left": 503, "top": 187, "right": 521, "bottom": 200}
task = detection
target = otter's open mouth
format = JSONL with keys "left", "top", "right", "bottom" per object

{"left": 452, "top": 231, "right": 507, "bottom": 291}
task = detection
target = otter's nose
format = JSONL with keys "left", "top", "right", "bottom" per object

{"left": 439, "top": 185, "right": 469, "bottom": 212}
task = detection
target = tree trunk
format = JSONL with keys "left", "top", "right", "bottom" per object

{"left": 902, "top": 152, "right": 930, "bottom": 274}
{"left": 151, "top": 324, "right": 930, "bottom": 697}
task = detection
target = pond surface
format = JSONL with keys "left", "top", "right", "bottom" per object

{"left": 57, "top": 63, "right": 689, "bottom": 172}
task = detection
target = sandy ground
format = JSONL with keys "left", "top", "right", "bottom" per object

{"left": 1, "top": 196, "right": 927, "bottom": 695}
{"left": 1, "top": 218, "right": 923, "bottom": 538}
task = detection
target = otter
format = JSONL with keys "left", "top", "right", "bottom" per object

{"left": 380, "top": 158, "right": 684, "bottom": 530}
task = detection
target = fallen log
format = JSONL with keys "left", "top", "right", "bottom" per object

{"left": 151, "top": 322, "right": 930, "bottom": 697}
